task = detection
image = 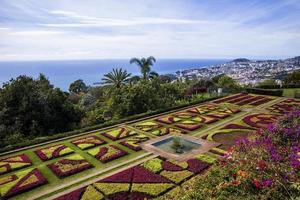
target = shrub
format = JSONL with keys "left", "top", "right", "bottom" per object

{"left": 246, "top": 88, "right": 283, "bottom": 96}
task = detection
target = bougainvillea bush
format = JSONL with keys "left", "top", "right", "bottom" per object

{"left": 48, "top": 154, "right": 93, "bottom": 178}
{"left": 87, "top": 145, "right": 128, "bottom": 163}
{"left": 71, "top": 136, "right": 106, "bottom": 150}
{"left": 179, "top": 109, "right": 300, "bottom": 200}
{"left": 0, "top": 168, "right": 47, "bottom": 198}
{"left": 0, "top": 154, "right": 32, "bottom": 175}
{"left": 35, "top": 144, "right": 74, "bottom": 161}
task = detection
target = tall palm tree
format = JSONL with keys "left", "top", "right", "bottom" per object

{"left": 102, "top": 68, "right": 131, "bottom": 88}
{"left": 130, "top": 56, "right": 156, "bottom": 80}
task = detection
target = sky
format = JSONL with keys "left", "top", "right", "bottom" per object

{"left": 0, "top": 0, "right": 299, "bottom": 61}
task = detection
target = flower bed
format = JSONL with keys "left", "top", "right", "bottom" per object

{"left": 47, "top": 154, "right": 93, "bottom": 178}
{"left": 187, "top": 104, "right": 219, "bottom": 114}
{"left": 0, "top": 154, "right": 32, "bottom": 175}
{"left": 236, "top": 96, "right": 265, "bottom": 106}
{"left": 217, "top": 108, "right": 241, "bottom": 114}
{"left": 35, "top": 144, "right": 74, "bottom": 161}
{"left": 175, "top": 120, "right": 202, "bottom": 131}
{"left": 119, "top": 134, "right": 149, "bottom": 151}
{"left": 54, "top": 185, "right": 104, "bottom": 200}
{"left": 72, "top": 136, "right": 106, "bottom": 150}
{"left": 156, "top": 116, "right": 182, "bottom": 124}
{"left": 250, "top": 97, "right": 272, "bottom": 106}
{"left": 134, "top": 121, "right": 163, "bottom": 132}
{"left": 213, "top": 93, "right": 247, "bottom": 104}
{"left": 207, "top": 111, "right": 230, "bottom": 119}
{"left": 0, "top": 168, "right": 47, "bottom": 198}
{"left": 191, "top": 115, "right": 219, "bottom": 124}
{"left": 87, "top": 145, "right": 128, "bottom": 163}
{"left": 102, "top": 127, "right": 137, "bottom": 141}
{"left": 173, "top": 112, "right": 197, "bottom": 119}
{"left": 151, "top": 127, "right": 186, "bottom": 136}
{"left": 227, "top": 95, "right": 253, "bottom": 104}
{"left": 242, "top": 113, "right": 280, "bottom": 129}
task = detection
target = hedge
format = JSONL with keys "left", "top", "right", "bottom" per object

{"left": 246, "top": 88, "right": 283, "bottom": 96}
{"left": 255, "top": 84, "right": 300, "bottom": 89}
{"left": 0, "top": 95, "right": 226, "bottom": 154}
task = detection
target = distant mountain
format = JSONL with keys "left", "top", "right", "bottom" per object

{"left": 232, "top": 58, "right": 251, "bottom": 62}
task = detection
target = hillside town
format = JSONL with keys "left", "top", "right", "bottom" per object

{"left": 176, "top": 56, "right": 300, "bottom": 85}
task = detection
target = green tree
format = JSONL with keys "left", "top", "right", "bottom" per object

{"left": 102, "top": 68, "right": 131, "bottom": 88}
{"left": 69, "top": 79, "right": 88, "bottom": 93}
{"left": 217, "top": 75, "right": 239, "bottom": 92}
{"left": 284, "top": 70, "right": 300, "bottom": 85}
{"left": 0, "top": 74, "right": 83, "bottom": 147}
{"left": 212, "top": 74, "right": 225, "bottom": 84}
{"left": 130, "top": 56, "right": 157, "bottom": 80}
{"left": 256, "top": 79, "right": 279, "bottom": 88}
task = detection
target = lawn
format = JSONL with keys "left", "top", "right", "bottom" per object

{"left": 0, "top": 93, "right": 298, "bottom": 200}
{"left": 282, "top": 88, "right": 300, "bottom": 98}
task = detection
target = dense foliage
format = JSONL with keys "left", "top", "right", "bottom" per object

{"left": 0, "top": 74, "right": 83, "bottom": 148}
{"left": 179, "top": 109, "right": 300, "bottom": 200}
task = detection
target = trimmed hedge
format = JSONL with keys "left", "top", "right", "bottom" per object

{"left": 0, "top": 95, "right": 226, "bottom": 154}
{"left": 256, "top": 84, "right": 300, "bottom": 89}
{"left": 246, "top": 88, "right": 283, "bottom": 96}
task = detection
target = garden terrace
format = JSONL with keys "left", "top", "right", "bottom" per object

{"left": 0, "top": 93, "right": 294, "bottom": 200}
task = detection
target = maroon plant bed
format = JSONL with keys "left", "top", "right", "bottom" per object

{"left": 54, "top": 187, "right": 86, "bottom": 200}
{"left": 236, "top": 96, "right": 265, "bottom": 106}
{"left": 213, "top": 93, "right": 246, "bottom": 104}
{"left": 0, "top": 154, "right": 32, "bottom": 175}
{"left": 249, "top": 98, "right": 272, "bottom": 106}
{"left": 47, "top": 157, "right": 93, "bottom": 178}
{"left": 88, "top": 145, "right": 128, "bottom": 163}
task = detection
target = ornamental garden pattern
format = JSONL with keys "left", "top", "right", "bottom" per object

{"left": 0, "top": 93, "right": 299, "bottom": 200}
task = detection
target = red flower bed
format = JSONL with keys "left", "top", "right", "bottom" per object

{"left": 242, "top": 113, "right": 280, "bottom": 129}
{"left": 187, "top": 159, "right": 211, "bottom": 174}
{"left": 236, "top": 96, "right": 265, "bottom": 106}
{"left": 54, "top": 187, "right": 86, "bottom": 200}
{"left": 88, "top": 145, "right": 128, "bottom": 163}
{"left": 102, "top": 128, "right": 137, "bottom": 141}
{"left": 162, "top": 161, "right": 183, "bottom": 171}
{"left": 119, "top": 135, "right": 149, "bottom": 151}
{"left": 71, "top": 136, "right": 106, "bottom": 150}
{"left": 156, "top": 116, "right": 181, "bottom": 124}
{"left": 213, "top": 93, "right": 246, "bottom": 104}
{"left": 0, "top": 154, "right": 32, "bottom": 175}
{"left": 132, "top": 166, "right": 172, "bottom": 183}
{"left": 227, "top": 95, "right": 253, "bottom": 104}
{"left": 35, "top": 144, "right": 73, "bottom": 161}
{"left": 250, "top": 98, "right": 272, "bottom": 106}
{"left": 2, "top": 169, "right": 47, "bottom": 198}
{"left": 47, "top": 156, "right": 93, "bottom": 178}
{"left": 221, "top": 124, "right": 256, "bottom": 130}
{"left": 175, "top": 123, "right": 202, "bottom": 131}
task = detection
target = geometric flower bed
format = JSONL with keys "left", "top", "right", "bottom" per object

{"left": 0, "top": 168, "right": 47, "bottom": 199}
{"left": 71, "top": 136, "right": 106, "bottom": 150}
{"left": 267, "top": 99, "right": 300, "bottom": 114}
{"left": 187, "top": 104, "right": 219, "bottom": 114}
{"left": 191, "top": 115, "right": 219, "bottom": 124}
{"left": 206, "top": 111, "right": 230, "bottom": 119}
{"left": 0, "top": 154, "right": 32, "bottom": 175}
{"left": 212, "top": 93, "right": 273, "bottom": 107}
{"left": 93, "top": 165, "right": 173, "bottom": 199}
{"left": 242, "top": 113, "right": 280, "bottom": 129}
{"left": 54, "top": 185, "right": 104, "bottom": 200}
{"left": 175, "top": 120, "right": 202, "bottom": 131}
{"left": 173, "top": 112, "right": 197, "bottom": 119}
{"left": 102, "top": 127, "right": 137, "bottom": 141}
{"left": 212, "top": 93, "right": 247, "bottom": 104}
{"left": 151, "top": 127, "right": 186, "bottom": 136}
{"left": 119, "top": 134, "right": 150, "bottom": 151}
{"left": 217, "top": 108, "right": 241, "bottom": 114}
{"left": 87, "top": 145, "right": 128, "bottom": 163}
{"left": 35, "top": 144, "right": 74, "bottom": 161}
{"left": 156, "top": 116, "right": 182, "bottom": 124}
{"left": 54, "top": 155, "right": 212, "bottom": 200}
{"left": 134, "top": 121, "right": 163, "bottom": 132}
{"left": 47, "top": 154, "right": 93, "bottom": 178}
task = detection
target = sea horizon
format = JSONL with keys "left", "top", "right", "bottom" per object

{"left": 0, "top": 58, "right": 230, "bottom": 91}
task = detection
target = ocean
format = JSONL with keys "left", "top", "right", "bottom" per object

{"left": 0, "top": 59, "right": 229, "bottom": 91}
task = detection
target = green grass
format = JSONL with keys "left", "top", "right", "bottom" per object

{"left": 282, "top": 88, "right": 300, "bottom": 98}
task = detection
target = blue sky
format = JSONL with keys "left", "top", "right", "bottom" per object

{"left": 0, "top": 0, "right": 299, "bottom": 60}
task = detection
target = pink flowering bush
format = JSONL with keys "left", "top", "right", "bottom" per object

{"left": 179, "top": 109, "right": 300, "bottom": 200}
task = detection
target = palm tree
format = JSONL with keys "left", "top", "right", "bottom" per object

{"left": 130, "top": 56, "right": 156, "bottom": 80}
{"left": 102, "top": 68, "right": 131, "bottom": 88}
